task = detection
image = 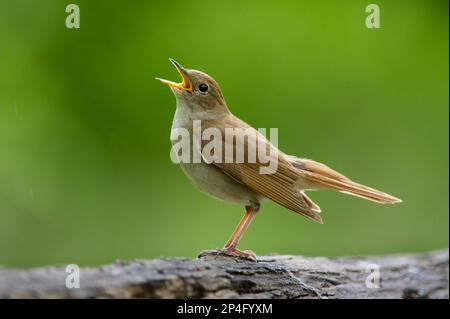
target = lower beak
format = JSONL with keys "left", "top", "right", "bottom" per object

{"left": 156, "top": 59, "right": 193, "bottom": 91}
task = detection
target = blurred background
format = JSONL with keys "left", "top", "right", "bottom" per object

{"left": 0, "top": 0, "right": 448, "bottom": 267}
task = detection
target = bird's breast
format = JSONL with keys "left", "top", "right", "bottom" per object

{"left": 170, "top": 106, "right": 263, "bottom": 206}
{"left": 178, "top": 161, "right": 262, "bottom": 206}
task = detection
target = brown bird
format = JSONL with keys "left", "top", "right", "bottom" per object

{"left": 157, "top": 59, "right": 401, "bottom": 261}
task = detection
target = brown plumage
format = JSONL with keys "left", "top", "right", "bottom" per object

{"left": 157, "top": 59, "right": 401, "bottom": 260}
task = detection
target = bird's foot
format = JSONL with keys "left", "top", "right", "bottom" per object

{"left": 220, "top": 248, "right": 257, "bottom": 261}
{"left": 198, "top": 248, "right": 257, "bottom": 262}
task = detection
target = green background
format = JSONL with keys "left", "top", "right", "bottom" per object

{"left": 0, "top": 0, "right": 448, "bottom": 267}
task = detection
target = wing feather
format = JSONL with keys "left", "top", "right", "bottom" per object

{"left": 201, "top": 116, "right": 322, "bottom": 223}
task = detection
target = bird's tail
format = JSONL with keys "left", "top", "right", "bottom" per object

{"left": 292, "top": 158, "right": 402, "bottom": 204}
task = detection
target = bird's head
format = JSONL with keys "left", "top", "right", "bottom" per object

{"left": 156, "top": 59, "right": 229, "bottom": 118}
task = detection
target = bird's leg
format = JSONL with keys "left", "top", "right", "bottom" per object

{"left": 221, "top": 205, "right": 258, "bottom": 261}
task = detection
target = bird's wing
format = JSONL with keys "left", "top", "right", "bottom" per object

{"left": 201, "top": 115, "right": 322, "bottom": 223}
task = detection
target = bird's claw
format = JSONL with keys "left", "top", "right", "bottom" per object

{"left": 219, "top": 248, "right": 257, "bottom": 261}
{"left": 198, "top": 248, "right": 257, "bottom": 262}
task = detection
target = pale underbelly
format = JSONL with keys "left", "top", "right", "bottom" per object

{"left": 179, "top": 162, "right": 262, "bottom": 206}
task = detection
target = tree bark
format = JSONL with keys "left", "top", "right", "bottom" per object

{"left": 0, "top": 250, "right": 448, "bottom": 299}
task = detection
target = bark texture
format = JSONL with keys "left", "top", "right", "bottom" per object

{"left": 0, "top": 250, "right": 448, "bottom": 299}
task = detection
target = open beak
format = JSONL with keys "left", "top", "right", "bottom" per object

{"left": 156, "top": 59, "right": 193, "bottom": 91}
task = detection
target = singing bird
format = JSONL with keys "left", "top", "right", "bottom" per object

{"left": 157, "top": 59, "right": 401, "bottom": 261}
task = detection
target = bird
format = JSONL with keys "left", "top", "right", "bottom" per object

{"left": 156, "top": 59, "right": 401, "bottom": 261}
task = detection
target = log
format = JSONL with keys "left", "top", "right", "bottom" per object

{"left": 0, "top": 250, "right": 448, "bottom": 299}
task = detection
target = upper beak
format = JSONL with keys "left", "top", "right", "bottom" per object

{"left": 155, "top": 59, "right": 193, "bottom": 91}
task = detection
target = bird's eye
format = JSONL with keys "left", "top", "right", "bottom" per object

{"left": 198, "top": 83, "right": 209, "bottom": 93}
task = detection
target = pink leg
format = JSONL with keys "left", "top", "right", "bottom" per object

{"left": 222, "top": 206, "right": 258, "bottom": 261}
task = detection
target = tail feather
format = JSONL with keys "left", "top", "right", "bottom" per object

{"left": 301, "top": 192, "right": 322, "bottom": 212}
{"left": 291, "top": 157, "right": 401, "bottom": 204}
{"left": 325, "top": 177, "right": 401, "bottom": 204}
